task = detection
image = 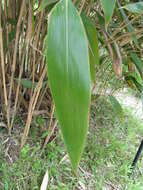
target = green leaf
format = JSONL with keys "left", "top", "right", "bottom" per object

{"left": 97, "top": 12, "right": 105, "bottom": 30}
{"left": 108, "top": 95, "right": 124, "bottom": 121}
{"left": 141, "top": 90, "right": 143, "bottom": 112}
{"left": 100, "top": 0, "right": 116, "bottom": 27}
{"left": 14, "top": 78, "right": 47, "bottom": 89}
{"left": 89, "top": 49, "right": 96, "bottom": 82}
{"left": 7, "top": 18, "right": 17, "bottom": 26}
{"left": 4, "top": 28, "right": 16, "bottom": 51}
{"left": 125, "top": 75, "right": 143, "bottom": 93}
{"left": 117, "top": 0, "right": 139, "bottom": 48}
{"left": 38, "top": 0, "right": 58, "bottom": 11}
{"left": 130, "top": 53, "right": 143, "bottom": 79}
{"left": 9, "top": 28, "right": 16, "bottom": 42}
{"left": 123, "top": 2, "right": 143, "bottom": 14}
{"left": 46, "top": 0, "right": 91, "bottom": 172}
{"left": 81, "top": 13, "right": 99, "bottom": 82}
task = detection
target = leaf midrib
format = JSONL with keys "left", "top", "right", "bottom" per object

{"left": 66, "top": 0, "right": 69, "bottom": 84}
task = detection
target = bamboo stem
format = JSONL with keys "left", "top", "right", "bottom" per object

{"left": 0, "top": 21, "right": 10, "bottom": 131}
{"left": 8, "top": 0, "right": 25, "bottom": 134}
{"left": 21, "top": 66, "right": 47, "bottom": 147}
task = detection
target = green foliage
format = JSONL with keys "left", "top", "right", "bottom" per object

{"left": 117, "top": 0, "right": 139, "bottom": 48}
{"left": 1, "top": 98, "right": 143, "bottom": 189}
{"left": 36, "top": 116, "right": 45, "bottom": 126}
{"left": 100, "top": 0, "right": 116, "bottom": 27}
{"left": 108, "top": 95, "right": 124, "bottom": 121}
{"left": 123, "top": 2, "right": 143, "bottom": 14}
{"left": 130, "top": 53, "right": 143, "bottom": 79}
{"left": 20, "top": 144, "right": 30, "bottom": 159}
{"left": 46, "top": 0, "right": 91, "bottom": 172}
{"left": 14, "top": 78, "right": 47, "bottom": 89}
{"left": 38, "top": 0, "right": 58, "bottom": 11}
{"left": 81, "top": 13, "right": 99, "bottom": 82}
{"left": 125, "top": 75, "right": 143, "bottom": 93}
{"left": 0, "top": 143, "right": 50, "bottom": 190}
{"left": 2, "top": 0, "right": 143, "bottom": 179}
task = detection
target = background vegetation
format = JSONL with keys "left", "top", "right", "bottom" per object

{"left": 0, "top": 0, "right": 143, "bottom": 189}
{"left": 1, "top": 96, "right": 143, "bottom": 189}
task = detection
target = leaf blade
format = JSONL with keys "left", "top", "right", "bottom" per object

{"left": 123, "top": 2, "right": 143, "bottom": 14}
{"left": 46, "top": 0, "right": 91, "bottom": 172}
{"left": 81, "top": 13, "right": 99, "bottom": 82}
{"left": 100, "top": 0, "right": 116, "bottom": 27}
{"left": 117, "top": 0, "right": 139, "bottom": 48}
{"left": 130, "top": 53, "right": 143, "bottom": 79}
{"left": 38, "top": 0, "right": 58, "bottom": 11}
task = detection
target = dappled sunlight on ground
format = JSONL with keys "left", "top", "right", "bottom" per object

{"left": 115, "top": 88, "right": 143, "bottom": 119}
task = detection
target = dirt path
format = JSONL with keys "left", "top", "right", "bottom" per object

{"left": 115, "top": 89, "right": 143, "bottom": 119}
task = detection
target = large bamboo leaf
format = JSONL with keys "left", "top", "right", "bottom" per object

{"left": 100, "top": 0, "right": 116, "bottom": 27}
{"left": 81, "top": 13, "right": 99, "bottom": 82}
{"left": 46, "top": 0, "right": 91, "bottom": 172}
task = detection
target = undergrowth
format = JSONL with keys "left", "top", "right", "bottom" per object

{"left": 0, "top": 96, "right": 143, "bottom": 190}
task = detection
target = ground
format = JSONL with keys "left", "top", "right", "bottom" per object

{"left": 0, "top": 93, "right": 143, "bottom": 190}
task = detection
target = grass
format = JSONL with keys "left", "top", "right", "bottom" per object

{"left": 0, "top": 95, "right": 143, "bottom": 189}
